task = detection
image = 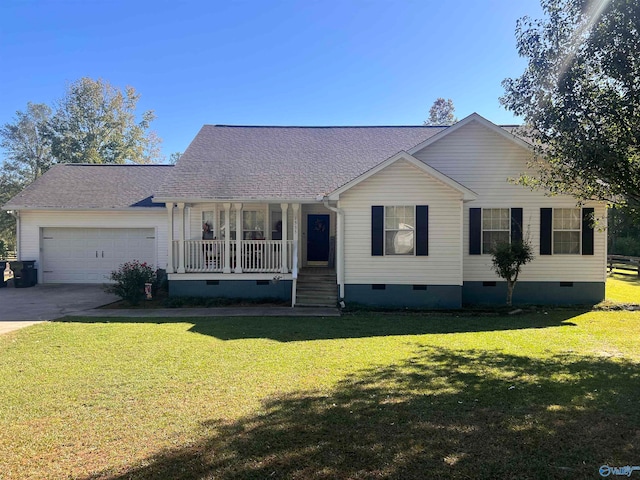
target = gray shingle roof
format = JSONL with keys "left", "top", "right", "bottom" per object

{"left": 154, "top": 125, "right": 448, "bottom": 201}
{"left": 3, "top": 164, "right": 173, "bottom": 210}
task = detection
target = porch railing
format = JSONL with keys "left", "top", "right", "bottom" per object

{"left": 172, "top": 240, "right": 295, "bottom": 273}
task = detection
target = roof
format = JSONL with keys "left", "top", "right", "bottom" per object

{"left": 3, "top": 164, "right": 173, "bottom": 210}
{"left": 153, "top": 125, "right": 448, "bottom": 201}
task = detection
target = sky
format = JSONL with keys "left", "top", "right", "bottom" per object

{"left": 0, "top": 0, "right": 545, "bottom": 161}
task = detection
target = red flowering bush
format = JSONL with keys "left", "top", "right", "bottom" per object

{"left": 107, "top": 260, "right": 155, "bottom": 305}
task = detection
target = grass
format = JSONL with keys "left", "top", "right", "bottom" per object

{"left": 0, "top": 277, "right": 638, "bottom": 479}
{"left": 606, "top": 269, "right": 640, "bottom": 304}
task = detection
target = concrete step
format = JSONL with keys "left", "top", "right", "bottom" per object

{"left": 297, "top": 285, "right": 337, "bottom": 293}
{"left": 296, "top": 293, "right": 338, "bottom": 301}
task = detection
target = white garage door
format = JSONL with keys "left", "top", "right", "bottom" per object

{"left": 41, "top": 228, "right": 156, "bottom": 284}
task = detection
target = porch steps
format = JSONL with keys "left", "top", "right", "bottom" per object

{"left": 295, "top": 268, "right": 338, "bottom": 308}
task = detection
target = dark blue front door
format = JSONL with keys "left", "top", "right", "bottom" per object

{"left": 307, "top": 214, "right": 330, "bottom": 262}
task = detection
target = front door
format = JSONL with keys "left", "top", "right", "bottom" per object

{"left": 307, "top": 214, "right": 330, "bottom": 262}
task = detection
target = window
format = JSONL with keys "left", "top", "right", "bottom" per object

{"left": 385, "top": 206, "right": 414, "bottom": 255}
{"left": 243, "top": 210, "right": 265, "bottom": 240}
{"left": 553, "top": 208, "right": 580, "bottom": 254}
{"left": 219, "top": 210, "right": 237, "bottom": 240}
{"left": 482, "top": 208, "right": 510, "bottom": 253}
{"left": 271, "top": 210, "right": 282, "bottom": 240}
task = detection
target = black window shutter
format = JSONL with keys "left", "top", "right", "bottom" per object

{"left": 511, "top": 208, "right": 523, "bottom": 243}
{"left": 469, "top": 208, "right": 481, "bottom": 255}
{"left": 371, "top": 206, "right": 384, "bottom": 256}
{"left": 540, "top": 208, "right": 552, "bottom": 255}
{"left": 416, "top": 205, "right": 429, "bottom": 256}
{"left": 582, "top": 208, "right": 594, "bottom": 255}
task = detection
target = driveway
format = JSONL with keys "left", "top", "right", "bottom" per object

{"left": 0, "top": 284, "right": 118, "bottom": 333}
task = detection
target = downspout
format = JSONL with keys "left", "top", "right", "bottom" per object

{"left": 322, "top": 197, "right": 345, "bottom": 301}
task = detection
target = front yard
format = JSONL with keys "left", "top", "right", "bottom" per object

{"left": 0, "top": 274, "right": 639, "bottom": 479}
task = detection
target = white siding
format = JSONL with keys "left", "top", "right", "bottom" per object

{"left": 340, "top": 159, "right": 463, "bottom": 285}
{"left": 412, "top": 119, "right": 607, "bottom": 283}
{"left": 19, "top": 209, "right": 168, "bottom": 282}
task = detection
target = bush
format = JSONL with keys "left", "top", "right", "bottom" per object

{"left": 106, "top": 260, "right": 156, "bottom": 306}
{"left": 611, "top": 237, "right": 640, "bottom": 257}
{"left": 0, "top": 240, "right": 7, "bottom": 260}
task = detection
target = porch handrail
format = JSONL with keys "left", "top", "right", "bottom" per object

{"left": 241, "top": 240, "right": 282, "bottom": 273}
{"left": 173, "top": 240, "right": 294, "bottom": 274}
{"left": 184, "top": 240, "right": 225, "bottom": 272}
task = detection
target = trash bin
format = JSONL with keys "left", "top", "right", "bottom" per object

{"left": 0, "top": 261, "right": 7, "bottom": 288}
{"left": 10, "top": 260, "right": 37, "bottom": 288}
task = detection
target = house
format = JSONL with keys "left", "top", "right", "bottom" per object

{"left": 2, "top": 113, "right": 607, "bottom": 307}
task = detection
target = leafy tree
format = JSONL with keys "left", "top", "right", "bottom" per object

{"left": 169, "top": 151, "right": 182, "bottom": 165}
{"left": 0, "top": 102, "right": 54, "bottom": 184}
{"left": 501, "top": 0, "right": 640, "bottom": 208}
{"left": 46, "top": 77, "right": 161, "bottom": 164}
{"left": 0, "top": 172, "right": 21, "bottom": 249}
{"left": 490, "top": 241, "right": 534, "bottom": 306}
{"left": 424, "top": 98, "right": 457, "bottom": 126}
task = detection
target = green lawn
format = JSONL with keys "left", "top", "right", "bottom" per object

{"left": 0, "top": 277, "right": 639, "bottom": 479}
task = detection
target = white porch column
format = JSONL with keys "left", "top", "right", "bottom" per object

{"left": 234, "top": 203, "right": 243, "bottom": 273}
{"left": 291, "top": 203, "right": 300, "bottom": 307}
{"left": 177, "top": 202, "right": 186, "bottom": 274}
{"left": 223, "top": 203, "right": 231, "bottom": 273}
{"left": 337, "top": 201, "right": 345, "bottom": 299}
{"left": 166, "top": 203, "right": 174, "bottom": 273}
{"left": 292, "top": 203, "right": 300, "bottom": 274}
{"left": 280, "top": 203, "right": 289, "bottom": 273}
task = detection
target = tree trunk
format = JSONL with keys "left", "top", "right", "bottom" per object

{"left": 506, "top": 281, "right": 514, "bottom": 306}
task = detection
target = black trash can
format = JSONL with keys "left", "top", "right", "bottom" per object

{"left": 0, "top": 261, "right": 7, "bottom": 288}
{"left": 11, "top": 260, "right": 37, "bottom": 288}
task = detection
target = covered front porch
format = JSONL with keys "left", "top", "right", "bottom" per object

{"left": 166, "top": 202, "right": 303, "bottom": 275}
{"left": 165, "top": 200, "right": 339, "bottom": 275}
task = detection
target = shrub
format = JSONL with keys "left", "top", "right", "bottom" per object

{"left": 490, "top": 240, "right": 534, "bottom": 306}
{"left": 611, "top": 236, "right": 640, "bottom": 257}
{"left": 0, "top": 240, "right": 7, "bottom": 260}
{"left": 106, "top": 260, "right": 156, "bottom": 305}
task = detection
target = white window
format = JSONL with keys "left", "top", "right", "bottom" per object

{"left": 219, "top": 210, "right": 237, "bottom": 240}
{"left": 270, "top": 210, "right": 283, "bottom": 240}
{"left": 482, "top": 208, "right": 510, "bottom": 253}
{"left": 553, "top": 208, "right": 580, "bottom": 254}
{"left": 385, "top": 206, "right": 414, "bottom": 255}
{"left": 243, "top": 210, "right": 265, "bottom": 240}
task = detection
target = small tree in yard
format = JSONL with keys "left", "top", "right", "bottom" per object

{"left": 107, "top": 260, "right": 155, "bottom": 306}
{"left": 490, "top": 241, "right": 534, "bottom": 307}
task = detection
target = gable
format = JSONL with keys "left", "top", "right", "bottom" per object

{"left": 337, "top": 157, "right": 471, "bottom": 204}
{"left": 329, "top": 152, "right": 476, "bottom": 201}
{"left": 411, "top": 118, "right": 536, "bottom": 198}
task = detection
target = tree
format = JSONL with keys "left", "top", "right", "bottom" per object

{"left": 0, "top": 103, "right": 54, "bottom": 184}
{"left": 490, "top": 240, "right": 534, "bottom": 306}
{"left": 168, "top": 152, "right": 182, "bottom": 165}
{"left": 0, "top": 172, "right": 22, "bottom": 249}
{"left": 46, "top": 77, "right": 161, "bottom": 164}
{"left": 424, "top": 98, "right": 457, "bottom": 126}
{"left": 501, "top": 0, "right": 640, "bottom": 208}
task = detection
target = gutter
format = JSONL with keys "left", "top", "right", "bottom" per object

{"left": 322, "top": 197, "right": 345, "bottom": 301}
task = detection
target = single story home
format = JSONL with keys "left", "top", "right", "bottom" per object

{"left": 2, "top": 113, "right": 607, "bottom": 307}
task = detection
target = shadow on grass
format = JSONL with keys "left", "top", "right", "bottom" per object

{"left": 58, "top": 310, "right": 585, "bottom": 342}
{"left": 84, "top": 345, "right": 639, "bottom": 480}
{"left": 609, "top": 271, "right": 640, "bottom": 284}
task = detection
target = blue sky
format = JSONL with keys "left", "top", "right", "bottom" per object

{"left": 0, "top": 0, "right": 544, "bottom": 161}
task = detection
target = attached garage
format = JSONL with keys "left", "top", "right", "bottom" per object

{"left": 41, "top": 227, "right": 156, "bottom": 283}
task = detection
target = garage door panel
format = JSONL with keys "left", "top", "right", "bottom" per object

{"left": 42, "top": 228, "right": 156, "bottom": 284}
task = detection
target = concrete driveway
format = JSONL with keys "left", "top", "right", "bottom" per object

{"left": 0, "top": 284, "right": 118, "bottom": 334}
